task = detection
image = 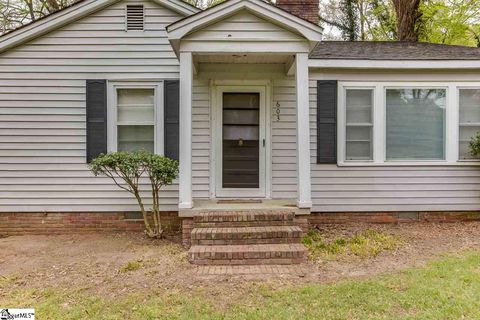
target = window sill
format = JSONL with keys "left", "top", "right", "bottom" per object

{"left": 337, "top": 160, "right": 480, "bottom": 167}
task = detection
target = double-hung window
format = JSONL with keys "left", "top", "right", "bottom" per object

{"left": 345, "top": 88, "right": 374, "bottom": 161}
{"left": 459, "top": 88, "right": 480, "bottom": 160}
{"left": 108, "top": 82, "right": 163, "bottom": 154}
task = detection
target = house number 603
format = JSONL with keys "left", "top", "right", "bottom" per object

{"left": 275, "top": 101, "right": 281, "bottom": 121}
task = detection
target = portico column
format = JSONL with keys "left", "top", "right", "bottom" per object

{"left": 179, "top": 51, "right": 193, "bottom": 209}
{"left": 295, "top": 53, "right": 312, "bottom": 208}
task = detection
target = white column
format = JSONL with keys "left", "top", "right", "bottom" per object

{"left": 179, "top": 51, "right": 193, "bottom": 209}
{"left": 295, "top": 53, "right": 312, "bottom": 208}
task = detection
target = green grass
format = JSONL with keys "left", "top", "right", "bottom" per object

{"left": 303, "top": 228, "right": 404, "bottom": 260}
{"left": 2, "top": 251, "right": 480, "bottom": 319}
{"left": 118, "top": 260, "right": 143, "bottom": 273}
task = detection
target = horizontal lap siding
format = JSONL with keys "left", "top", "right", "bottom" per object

{"left": 0, "top": 0, "right": 181, "bottom": 212}
{"left": 272, "top": 79, "right": 297, "bottom": 198}
{"left": 309, "top": 76, "right": 480, "bottom": 212}
{"left": 192, "top": 79, "right": 210, "bottom": 199}
{"left": 184, "top": 10, "right": 305, "bottom": 43}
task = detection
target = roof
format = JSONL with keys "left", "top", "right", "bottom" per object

{"left": 0, "top": 0, "right": 199, "bottom": 39}
{"left": 166, "top": 0, "right": 323, "bottom": 55}
{"left": 310, "top": 41, "right": 480, "bottom": 60}
{"left": 167, "top": 0, "right": 322, "bottom": 33}
{"left": 0, "top": 0, "right": 200, "bottom": 53}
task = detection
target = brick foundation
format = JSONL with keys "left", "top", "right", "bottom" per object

{"left": 307, "top": 211, "right": 480, "bottom": 225}
{"left": 2, "top": 211, "right": 480, "bottom": 242}
{"left": 0, "top": 212, "right": 181, "bottom": 236}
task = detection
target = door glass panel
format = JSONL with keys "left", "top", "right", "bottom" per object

{"left": 222, "top": 93, "right": 260, "bottom": 189}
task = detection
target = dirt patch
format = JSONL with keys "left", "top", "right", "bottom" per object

{"left": 1, "top": 222, "right": 480, "bottom": 302}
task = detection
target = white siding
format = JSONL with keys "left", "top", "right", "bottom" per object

{"left": 310, "top": 71, "right": 480, "bottom": 212}
{"left": 0, "top": 0, "right": 182, "bottom": 212}
{"left": 183, "top": 10, "right": 305, "bottom": 43}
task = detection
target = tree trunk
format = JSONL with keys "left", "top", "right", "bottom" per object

{"left": 393, "top": 0, "right": 422, "bottom": 41}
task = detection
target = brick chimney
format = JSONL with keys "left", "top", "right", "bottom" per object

{"left": 276, "top": 0, "right": 320, "bottom": 25}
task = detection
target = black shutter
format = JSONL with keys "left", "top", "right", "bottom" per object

{"left": 164, "top": 80, "right": 180, "bottom": 160}
{"left": 317, "top": 80, "right": 338, "bottom": 164}
{"left": 86, "top": 80, "right": 107, "bottom": 163}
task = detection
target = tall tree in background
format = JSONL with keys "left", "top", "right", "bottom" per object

{"left": 320, "top": 0, "right": 359, "bottom": 40}
{"left": 340, "top": 0, "right": 359, "bottom": 40}
{"left": 392, "top": 0, "right": 422, "bottom": 41}
{"left": 0, "top": 0, "right": 74, "bottom": 33}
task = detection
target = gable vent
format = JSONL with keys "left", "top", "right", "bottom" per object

{"left": 126, "top": 5, "right": 144, "bottom": 31}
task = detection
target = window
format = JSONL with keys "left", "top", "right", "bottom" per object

{"left": 386, "top": 88, "right": 446, "bottom": 160}
{"left": 337, "top": 82, "right": 479, "bottom": 166}
{"left": 459, "top": 89, "right": 480, "bottom": 160}
{"left": 345, "top": 89, "right": 373, "bottom": 161}
{"left": 108, "top": 83, "right": 163, "bottom": 154}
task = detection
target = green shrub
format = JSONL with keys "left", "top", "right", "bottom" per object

{"left": 470, "top": 132, "right": 480, "bottom": 158}
{"left": 89, "top": 151, "right": 179, "bottom": 238}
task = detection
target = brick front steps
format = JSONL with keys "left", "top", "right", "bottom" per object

{"left": 188, "top": 210, "right": 307, "bottom": 265}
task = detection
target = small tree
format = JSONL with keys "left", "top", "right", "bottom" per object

{"left": 470, "top": 132, "right": 480, "bottom": 158}
{"left": 89, "top": 151, "right": 179, "bottom": 238}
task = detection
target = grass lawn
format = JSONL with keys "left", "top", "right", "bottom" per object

{"left": 2, "top": 250, "right": 480, "bottom": 319}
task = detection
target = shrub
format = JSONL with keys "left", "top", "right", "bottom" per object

{"left": 470, "top": 132, "right": 480, "bottom": 158}
{"left": 89, "top": 151, "right": 179, "bottom": 238}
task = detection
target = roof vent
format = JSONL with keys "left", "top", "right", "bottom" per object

{"left": 126, "top": 5, "right": 144, "bottom": 31}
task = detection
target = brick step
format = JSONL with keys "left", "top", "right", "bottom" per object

{"left": 194, "top": 220, "right": 296, "bottom": 228}
{"left": 188, "top": 243, "right": 307, "bottom": 265}
{"left": 193, "top": 211, "right": 295, "bottom": 224}
{"left": 191, "top": 226, "right": 303, "bottom": 245}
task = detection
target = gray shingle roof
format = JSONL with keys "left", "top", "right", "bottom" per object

{"left": 310, "top": 41, "right": 480, "bottom": 60}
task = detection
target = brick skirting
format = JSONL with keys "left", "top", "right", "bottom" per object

{"left": 307, "top": 211, "right": 480, "bottom": 225}
{"left": 0, "top": 212, "right": 181, "bottom": 236}
{"left": 2, "top": 211, "right": 480, "bottom": 240}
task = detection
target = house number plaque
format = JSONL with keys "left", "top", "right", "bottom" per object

{"left": 275, "top": 101, "right": 281, "bottom": 121}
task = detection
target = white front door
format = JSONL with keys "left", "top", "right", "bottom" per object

{"left": 214, "top": 85, "right": 267, "bottom": 198}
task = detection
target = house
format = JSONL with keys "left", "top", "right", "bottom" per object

{"left": 1, "top": 0, "right": 480, "bottom": 264}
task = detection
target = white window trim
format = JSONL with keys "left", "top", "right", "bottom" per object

{"left": 107, "top": 81, "right": 164, "bottom": 155}
{"left": 338, "top": 81, "right": 480, "bottom": 167}
{"left": 457, "top": 86, "right": 480, "bottom": 163}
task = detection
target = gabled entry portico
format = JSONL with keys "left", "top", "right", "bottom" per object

{"left": 167, "top": 0, "right": 323, "bottom": 211}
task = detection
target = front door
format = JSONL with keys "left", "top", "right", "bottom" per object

{"left": 215, "top": 86, "right": 267, "bottom": 198}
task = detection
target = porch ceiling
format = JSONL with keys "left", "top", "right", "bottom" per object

{"left": 194, "top": 53, "right": 293, "bottom": 64}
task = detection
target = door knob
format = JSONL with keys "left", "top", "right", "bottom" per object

{"left": 238, "top": 138, "right": 244, "bottom": 147}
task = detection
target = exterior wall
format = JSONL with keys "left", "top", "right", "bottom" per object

{"left": 192, "top": 64, "right": 298, "bottom": 200}
{"left": 0, "top": 0, "right": 182, "bottom": 212}
{"left": 0, "top": 212, "right": 181, "bottom": 236}
{"left": 309, "top": 70, "right": 480, "bottom": 212}
{"left": 183, "top": 10, "right": 306, "bottom": 45}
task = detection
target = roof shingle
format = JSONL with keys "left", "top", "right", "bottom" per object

{"left": 310, "top": 41, "right": 480, "bottom": 60}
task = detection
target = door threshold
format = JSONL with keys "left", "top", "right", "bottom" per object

{"left": 216, "top": 199, "right": 263, "bottom": 204}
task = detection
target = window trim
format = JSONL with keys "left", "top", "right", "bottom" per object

{"left": 458, "top": 86, "right": 480, "bottom": 162}
{"left": 340, "top": 86, "right": 376, "bottom": 163}
{"left": 337, "top": 81, "right": 480, "bottom": 167}
{"left": 107, "top": 81, "right": 164, "bottom": 155}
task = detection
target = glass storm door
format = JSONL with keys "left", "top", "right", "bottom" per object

{"left": 216, "top": 87, "right": 266, "bottom": 198}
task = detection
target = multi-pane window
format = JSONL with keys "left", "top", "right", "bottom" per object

{"left": 345, "top": 89, "right": 373, "bottom": 161}
{"left": 459, "top": 89, "right": 480, "bottom": 160}
{"left": 386, "top": 88, "right": 446, "bottom": 160}
{"left": 339, "top": 83, "right": 467, "bottom": 165}
{"left": 116, "top": 88, "right": 155, "bottom": 152}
